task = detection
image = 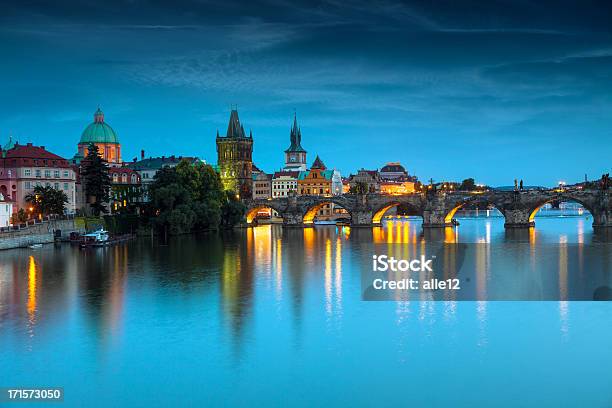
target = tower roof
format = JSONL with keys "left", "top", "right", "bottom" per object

{"left": 311, "top": 155, "right": 326, "bottom": 170}
{"left": 79, "top": 107, "right": 120, "bottom": 145}
{"left": 224, "top": 109, "right": 249, "bottom": 138}
{"left": 284, "top": 112, "right": 306, "bottom": 153}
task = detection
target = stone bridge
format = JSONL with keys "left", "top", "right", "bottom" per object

{"left": 244, "top": 189, "right": 612, "bottom": 229}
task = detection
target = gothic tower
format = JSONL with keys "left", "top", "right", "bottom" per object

{"left": 283, "top": 113, "right": 307, "bottom": 171}
{"left": 216, "top": 109, "right": 253, "bottom": 199}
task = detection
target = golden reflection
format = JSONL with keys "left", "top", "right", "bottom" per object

{"left": 27, "top": 256, "right": 37, "bottom": 323}
{"left": 444, "top": 227, "right": 456, "bottom": 244}
{"left": 303, "top": 227, "right": 315, "bottom": 260}
{"left": 253, "top": 226, "right": 272, "bottom": 277}
{"left": 325, "top": 238, "right": 332, "bottom": 314}
{"left": 372, "top": 226, "right": 384, "bottom": 243}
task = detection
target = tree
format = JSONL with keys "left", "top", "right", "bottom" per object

{"left": 459, "top": 178, "right": 477, "bottom": 191}
{"left": 81, "top": 143, "right": 112, "bottom": 215}
{"left": 220, "top": 190, "right": 246, "bottom": 228}
{"left": 148, "top": 160, "right": 231, "bottom": 234}
{"left": 349, "top": 181, "right": 369, "bottom": 195}
{"left": 11, "top": 208, "right": 28, "bottom": 224}
{"left": 25, "top": 185, "right": 68, "bottom": 217}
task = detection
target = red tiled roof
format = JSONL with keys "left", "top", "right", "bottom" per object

{"left": 4, "top": 143, "right": 66, "bottom": 161}
{"left": 109, "top": 167, "right": 139, "bottom": 175}
{"left": 273, "top": 170, "right": 300, "bottom": 178}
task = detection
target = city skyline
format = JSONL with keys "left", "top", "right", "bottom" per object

{"left": 1, "top": 1, "right": 611, "bottom": 186}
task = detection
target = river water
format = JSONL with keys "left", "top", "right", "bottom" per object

{"left": 1, "top": 211, "right": 611, "bottom": 407}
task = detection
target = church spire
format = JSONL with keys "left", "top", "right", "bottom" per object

{"left": 284, "top": 112, "right": 306, "bottom": 153}
{"left": 225, "top": 109, "right": 246, "bottom": 138}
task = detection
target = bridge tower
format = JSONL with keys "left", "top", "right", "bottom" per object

{"left": 216, "top": 109, "right": 253, "bottom": 199}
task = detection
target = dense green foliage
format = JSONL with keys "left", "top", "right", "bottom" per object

{"left": 149, "top": 160, "right": 245, "bottom": 234}
{"left": 81, "top": 143, "right": 112, "bottom": 215}
{"left": 24, "top": 185, "right": 68, "bottom": 217}
{"left": 459, "top": 178, "right": 477, "bottom": 191}
{"left": 348, "top": 181, "right": 369, "bottom": 194}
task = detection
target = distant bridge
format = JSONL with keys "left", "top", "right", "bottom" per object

{"left": 244, "top": 189, "right": 612, "bottom": 229}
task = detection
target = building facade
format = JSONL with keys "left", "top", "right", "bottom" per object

{"left": 109, "top": 167, "right": 143, "bottom": 213}
{"left": 0, "top": 193, "right": 13, "bottom": 227}
{"left": 283, "top": 113, "right": 307, "bottom": 171}
{"left": 272, "top": 170, "right": 300, "bottom": 198}
{"left": 348, "top": 169, "right": 381, "bottom": 193}
{"left": 216, "top": 110, "right": 253, "bottom": 199}
{"left": 75, "top": 108, "right": 122, "bottom": 166}
{"left": 252, "top": 171, "right": 272, "bottom": 200}
{"left": 379, "top": 162, "right": 417, "bottom": 195}
{"left": 0, "top": 142, "right": 76, "bottom": 214}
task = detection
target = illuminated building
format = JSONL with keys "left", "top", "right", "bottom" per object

{"left": 283, "top": 113, "right": 307, "bottom": 171}
{"left": 109, "top": 167, "right": 143, "bottom": 213}
{"left": 252, "top": 165, "right": 272, "bottom": 200}
{"left": 272, "top": 170, "right": 299, "bottom": 198}
{"left": 75, "top": 108, "right": 122, "bottom": 166}
{"left": 298, "top": 156, "right": 343, "bottom": 219}
{"left": 380, "top": 180, "right": 416, "bottom": 195}
{"left": 379, "top": 162, "right": 417, "bottom": 195}
{"left": 0, "top": 140, "right": 76, "bottom": 214}
{"left": 348, "top": 169, "right": 381, "bottom": 193}
{"left": 216, "top": 109, "right": 253, "bottom": 198}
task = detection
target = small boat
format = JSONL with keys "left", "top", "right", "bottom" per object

{"left": 79, "top": 229, "right": 110, "bottom": 248}
{"left": 28, "top": 244, "right": 43, "bottom": 249}
{"left": 79, "top": 229, "right": 134, "bottom": 248}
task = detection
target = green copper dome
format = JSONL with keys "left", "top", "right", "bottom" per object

{"left": 79, "top": 108, "right": 120, "bottom": 144}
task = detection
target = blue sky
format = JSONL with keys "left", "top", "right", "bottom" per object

{"left": 1, "top": 0, "right": 611, "bottom": 186}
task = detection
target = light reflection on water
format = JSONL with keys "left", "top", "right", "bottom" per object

{"left": 0, "top": 212, "right": 611, "bottom": 407}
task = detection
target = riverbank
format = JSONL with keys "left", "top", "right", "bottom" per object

{"left": 0, "top": 219, "right": 83, "bottom": 250}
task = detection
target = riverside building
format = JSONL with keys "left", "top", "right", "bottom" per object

{"left": 0, "top": 139, "right": 76, "bottom": 214}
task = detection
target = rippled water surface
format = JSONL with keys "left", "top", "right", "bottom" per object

{"left": 1, "top": 211, "right": 611, "bottom": 407}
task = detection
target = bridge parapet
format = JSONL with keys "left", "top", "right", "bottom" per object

{"left": 243, "top": 189, "right": 612, "bottom": 229}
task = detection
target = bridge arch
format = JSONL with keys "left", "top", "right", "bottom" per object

{"left": 302, "top": 198, "right": 352, "bottom": 225}
{"left": 372, "top": 201, "right": 422, "bottom": 224}
{"left": 527, "top": 194, "right": 595, "bottom": 223}
{"left": 245, "top": 203, "right": 285, "bottom": 224}
{"left": 443, "top": 196, "right": 505, "bottom": 224}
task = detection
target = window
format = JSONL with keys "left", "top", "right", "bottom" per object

{"left": 35, "top": 169, "right": 41, "bottom": 177}
{"left": 44, "top": 170, "right": 51, "bottom": 178}
{"left": 131, "top": 174, "right": 137, "bottom": 184}
{"left": 64, "top": 183, "right": 68, "bottom": 190}
{"left": 54, "top": 170, "right": 60, "bottom": 178}
{"left": 54, "top": 183, "right": 59, "bottom": 190}
{"left": 25, "top": 181, "right": 31, "bottom": 189}
{"left": 122, "top": 173, "right": 127, "bottom": 183}
{"left": 24, "top": 169, "right": 31, "bottom": 177}
{"left": 45, "top": 182, "right": 50, "bottom": 187}
{"left": 63, "top": 170, "right": 69, "bottom": 177}
{"left": 112, "top": 173, "right": 118, "bottom": 182}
